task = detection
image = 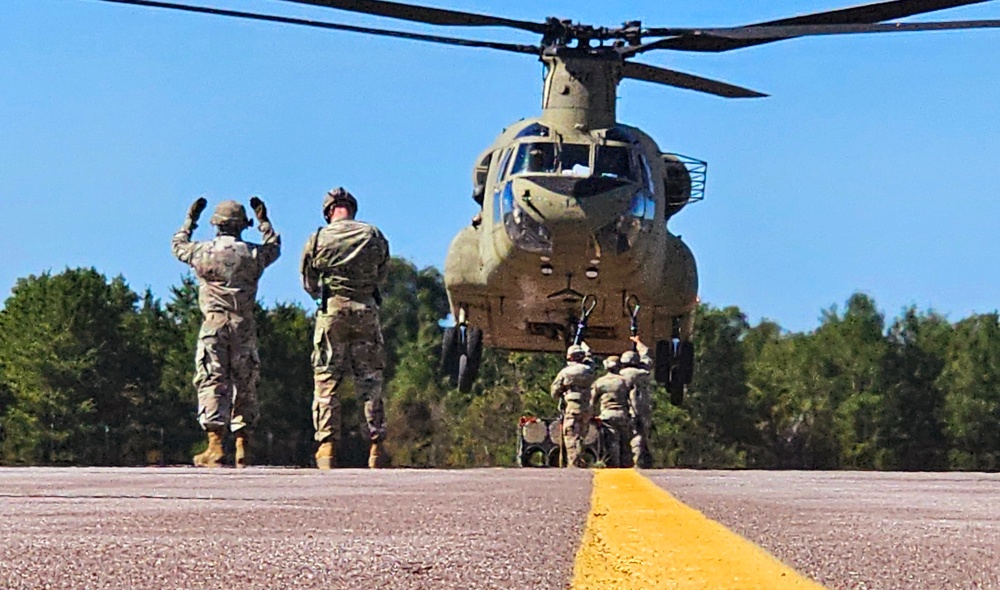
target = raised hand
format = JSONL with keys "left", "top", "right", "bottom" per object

{"left": 188, "top": 197, "right": 208, "bottom": 221}
{"left": 249, "top": 196, "right": 268, "bottom": 223}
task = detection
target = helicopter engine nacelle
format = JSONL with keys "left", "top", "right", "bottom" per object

{"left": 662, "top": 153, "right": 692, "bottom": 218}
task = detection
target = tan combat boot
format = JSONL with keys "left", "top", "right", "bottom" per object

{"left": 315, "top": 440, "right": 335, "bottom": 470}
{"left": 193, "top": 431, "right": 225, "bottom": 468}
{"left": 234, "top": 431, "right": 249, "bottom": 469}
{"left": 368, "top": 441, "right": 384, "bottom": 469}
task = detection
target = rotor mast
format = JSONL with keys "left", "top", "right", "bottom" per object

{"left": 540, "top": 50, "right": 622, "bottom": 131}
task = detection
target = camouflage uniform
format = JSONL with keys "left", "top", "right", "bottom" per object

{"left": 551, "top": 345, "right": 596, "bottom": 468}
{"left": 590, "top": 357, "right": 633, "bottom": 468}
{"left": 620, "top": 342, "right": 653, "bottom": 468}
{"left": 171, "top": 200, "right": 280, "bottom": 436}
{"left": 301, "top": 210, "right": 390, "bottom": 451}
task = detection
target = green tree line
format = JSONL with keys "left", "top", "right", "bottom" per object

{"left": 1, "top": 264, "right": 998, "bottom": 470}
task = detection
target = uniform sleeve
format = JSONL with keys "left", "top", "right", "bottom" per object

{"left": 300, "top": 231, "right": 322, "bottom": 299}
{"left": 636, "top": 341, "right": 652, "bottom": 369}
{"left": 550, "top": 370, "right": 567, "bottom": 400}
{"left": 171, "top": 227, "right": 198, "bottom": 265}
{"left": 376, "top": 228, "right": 390, "bottom": 285}
{"left": 589, "top": 381, "right": 601, "bottom": 412}
{"left": 257, "top": 221, "right": 281, "bottom": 269}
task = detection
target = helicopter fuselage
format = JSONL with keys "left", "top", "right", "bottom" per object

{"left": 444, "top": 116, "right": 699, "bottom": 355}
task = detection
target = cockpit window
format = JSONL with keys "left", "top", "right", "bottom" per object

{"left": 559, "top": 144, "right": 591, "bottom": 176}
{"left": 495, "top": 148, "right": 514, "bottom": 183}
{"left": 606, "top": 126, "right": 639, "bottom": 143}
{"left": 595, "top": 145, "right": 636, "bottom": 181}
{"left": 511, "top": 142, "right": 556, "bottom": 175}
{"left": 515, "top": 123, "right": 551, "bottom": 138}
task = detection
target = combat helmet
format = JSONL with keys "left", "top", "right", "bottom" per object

{"left": 566, "top": 344, "right": 587, "bottom": 362}
{"left": 324, "top": 187, "right": 358, "bottom": 216}
{"left": 603, "top": 355, "right": 621, "bottom": 372}
{"left": 620, "top": 350, "right": 640, "bottom": 367}
{"left": 210, "top": 200, "right": 251, "bottom": 229}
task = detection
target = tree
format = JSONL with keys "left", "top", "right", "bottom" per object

{"left": 652, "top": 305, "right": 756, "bottom": 469}
{"left": 940, "top": 313, "right": 1000, "bottom": 470}
{"left": 817, "top": 293, "right": 889, "bottom": 469}
{"left": 0, "top": 268, "right": 153, "bottom": 465}
{"left": 880, "top": 308, "right": 951, "bottom": 470}
{"left": 253, "top": 302, "right": 315, "bottom": 466}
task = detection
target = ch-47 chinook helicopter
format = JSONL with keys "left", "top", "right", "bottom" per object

{"left": 96, "top": 0, "right": 1000, "bottom": 396}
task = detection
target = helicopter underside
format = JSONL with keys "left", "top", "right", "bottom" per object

{"left": 443, "top": 222, "right": 698, "bottom": 356}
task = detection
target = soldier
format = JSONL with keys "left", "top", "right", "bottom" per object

{"left": 301, "top": 188, "right": 390, "bottom": 470}
{"left": 550, "top": 343, "right": 596, "bottom": 468}
{"left": 171, "top": 196, "right": 280, "bottom": 468}
{"left": 590, "top": 355, "right": 633, "bottom": 468}
{"left": 620, "top": 336, "right": 654, "bottom": 468}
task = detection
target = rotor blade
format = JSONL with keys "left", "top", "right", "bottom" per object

{"left": 634, "top": 0, "right": 991, "bottom": 53}
{"left": 277, "top": 0, "right": 548, "bottom": 34}
{"left": 698, "top": 19, "right": 1000, "bottom": 40}
{"left": 621, "top": 62, "right": 768, "bottom": 99}
{"left": 92, "top": 0, "right": 541, "bottom": 54}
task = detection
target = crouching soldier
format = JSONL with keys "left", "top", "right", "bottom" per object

{"left": 551, "top": 343, "right": 596, "bottom": 468}
{"left": 172, "top": 197, "right": 280, "bottom": 468}
{"left": 590, "top": 355, "right": 633, "bottom": 468}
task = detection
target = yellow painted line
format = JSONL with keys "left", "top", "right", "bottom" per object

{"left": 571, "top": 469, "right": 828, "bottom": 590}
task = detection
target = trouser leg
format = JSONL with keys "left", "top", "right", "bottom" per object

{"left": 350, "top": 335, "right": 386, "bottom": 443}
{"left": 312, "top": 314, "right": 346, "bottom": 443}
{"left": 229, "top": 318, "right": 260, "bottom": 433}
{"left": 563, "top": 403, "right": 590, "bottom": 468}
{"left": 194, "top": 317, "right": 231, "bottom": 432}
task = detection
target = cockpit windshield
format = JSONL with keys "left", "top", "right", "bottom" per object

{"left": 508, "top": 142, "right": 640, "bottom": 181}
{"left": 510, "top": 142, "right": 556, "bottom": 175}
{"left": 595, "top": 145, "right": 636, "bottom": 181}
{"left": 559, "top": 144, "right": 591, "bottom": 176}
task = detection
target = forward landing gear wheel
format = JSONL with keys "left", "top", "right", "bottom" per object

{"left": 441, "top": 327, "right": 460, "bottom": 381}
{"left": 654, "top": 339, "right": 674, "bottom": 385}
{"left": 668, "top": 341, "right": 695, "bottom": 407}
{"left": 668, "top": 375, "right": 685, "bottom": 407}
{"left": 457, "top": 327, "right": 483, "bottom": 393}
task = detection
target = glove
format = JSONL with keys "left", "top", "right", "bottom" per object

{"left": 249, "top": 196, "right": 268, "bottom": 224}
{"left": 184, "top": 197, "right": 208, "bottom": 230}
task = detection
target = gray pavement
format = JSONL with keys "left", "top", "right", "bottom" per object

{"left": 0, "top": 468, "right": 591, "bottom": 590}
{"left": 4, "top": 468, "right": 1000, "bottom": 590}
{"left": 649, "top": 470, "right": 1000, "bottom": 590}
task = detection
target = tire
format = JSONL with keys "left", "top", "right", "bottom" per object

{"left": 441, "top": 327, "right": 460, "bottom": 380}
{"left": 668, "top": 374, "right": 685, "bottom": 407}
{"left": 457, "top": 328, "right": 483, "bottom": 393}
{"left": 466, "top": 328, "right": 483, "bottom": 376}
{"left": 654, "top": 340, "right": 674, "bottom": 385}
{"left": 457, "top": 353, "right": 472, "bottom": 393}
{"left": 677, "top": 341, "right": 695, "bottom": 384}
{"left": 519, "top": 446, "right": 547, "bottom": 468}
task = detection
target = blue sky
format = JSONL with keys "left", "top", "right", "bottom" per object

{"left": 2, "top": 0, "right": 1000, "bottom": 332}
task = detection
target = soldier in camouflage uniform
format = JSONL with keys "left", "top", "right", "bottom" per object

{"left": 620, "top": 336, "right": 654, "bottom": 468}
{"left": 551, "top": 343, "right": 597, "bottom": 468}
{"left": 300, "top": 188, "right": 389, "bottom": 469}
{"left": 172, "top": 196, "right": 280, "bottom": 468}
{"left": 590, "top": 355, "right": 633, "bottom": 468}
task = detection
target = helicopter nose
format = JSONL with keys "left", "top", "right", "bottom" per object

{"left": 527, "top": 175, "right": 631, "bottom": 198}
{"left": 510, "top": 175, "right": 636, "bottom": 230}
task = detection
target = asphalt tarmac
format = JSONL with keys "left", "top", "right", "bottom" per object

{"left": 1, "top": 468, "right": 998, "bottom": 589}
{"left": 650, "top": 470, "right": 1000, "bottom": 590}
